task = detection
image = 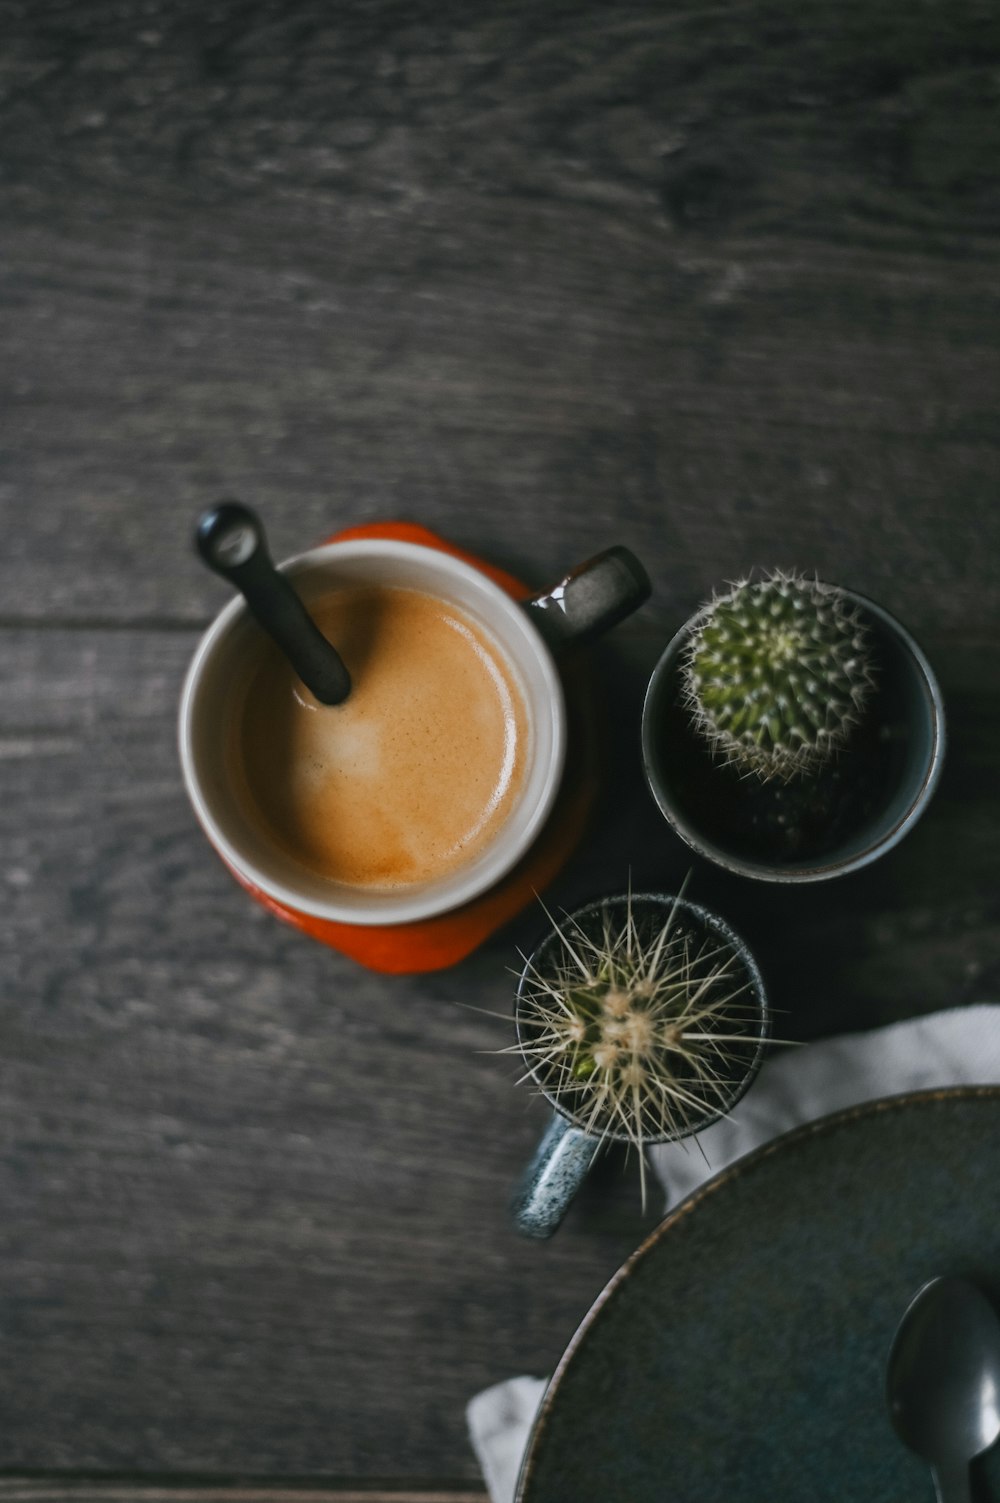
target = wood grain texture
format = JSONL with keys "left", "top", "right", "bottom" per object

{"left": 0, "top": 626, "right": 665, "bottom": 1477}
{"left": 1, "top": 0, "right": 998, "bottom": 1486}
{"left": 3, "top": 0, "right": 999, "bottom": 638}
{"left": 0, "top": 1486, "right": 486, "bottom": 1503}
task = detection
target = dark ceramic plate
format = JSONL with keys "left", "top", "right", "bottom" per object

{"left": 517, "top": 1087, "right": 1000, "bottom": 1503}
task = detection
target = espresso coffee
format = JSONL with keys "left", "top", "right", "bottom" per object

{"left": 231, "top": 584, "right": 529, "bottom": 889}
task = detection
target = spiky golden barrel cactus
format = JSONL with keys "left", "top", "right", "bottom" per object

{"left": 681, "top": 572, "right": 874, "bottom": 782}
{"left": 513, "top": 890, "right": 768, "bottom": 1203}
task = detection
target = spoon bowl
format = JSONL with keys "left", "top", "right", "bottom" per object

{"left": 887, "top": 1276, "right": 1000, "bottom": 1502}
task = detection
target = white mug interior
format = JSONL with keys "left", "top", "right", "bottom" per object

{"left": 178, "top": 539, "right": 566, "bottom": 926}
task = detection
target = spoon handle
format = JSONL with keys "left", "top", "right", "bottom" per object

{"left": 195, "top": 501, "right": 351, "bottom": 705}
{"left": 931, "top": 1462, "right": 972, "bottom": 1503}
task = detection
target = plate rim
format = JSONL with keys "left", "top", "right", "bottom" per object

{"left": 517, "top": 1082, "right": 1000, "bottom": 1501}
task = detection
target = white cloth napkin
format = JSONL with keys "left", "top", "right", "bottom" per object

{"left": 467, "top": 1003, "right": 1000, "bottom": 1503}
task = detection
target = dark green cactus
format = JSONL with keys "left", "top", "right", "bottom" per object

{"left": 681, "top": 572, "right": 874, "bottom": 782}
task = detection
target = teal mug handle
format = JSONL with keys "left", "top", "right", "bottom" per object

{"left": 511, "top": 1111, "right": 596, "bottom": 1239}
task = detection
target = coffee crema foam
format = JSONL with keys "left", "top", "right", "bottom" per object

{"left": 232, "top": 584, "right": 529, "bottom": 889}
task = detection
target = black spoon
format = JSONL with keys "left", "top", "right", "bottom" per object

{"left": 195, "top": 501, "right": 351, "bottom": 705}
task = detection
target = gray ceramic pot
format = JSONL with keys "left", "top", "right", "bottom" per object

{"left": 641, "top": 588, "right": 945, "bottom": 883}
{"left": 510, "top": 892, "right": 769, "bottom": 1239}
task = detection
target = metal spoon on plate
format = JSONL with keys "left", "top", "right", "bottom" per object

{"left": 887, "top": 1275, "right": 1000, "bottom": 1503}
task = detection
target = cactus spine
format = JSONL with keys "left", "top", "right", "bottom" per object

{"left": 681, "top": 571, "right": 874, "bottom": 782}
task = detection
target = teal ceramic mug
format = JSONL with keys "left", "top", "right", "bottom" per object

{"left": 510, "top": 891, "right": 769, "bottom": 1239}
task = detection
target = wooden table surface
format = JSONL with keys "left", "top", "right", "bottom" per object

{"left": 3, "top": 0, "right": 999, "bottom": 1495}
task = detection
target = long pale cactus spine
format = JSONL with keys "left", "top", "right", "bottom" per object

{"left": 681, "top": 571, "right": 875, "bottom": 782}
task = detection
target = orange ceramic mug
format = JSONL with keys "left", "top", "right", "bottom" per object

{"left": 179, "top": 531, "right": 649, "bottom": 929}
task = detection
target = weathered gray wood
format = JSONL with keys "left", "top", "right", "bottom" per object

{"left": 1, "top": 0, "right": 999, "bottom": 1487}
{"left": 2, "top": 1, "right": 999, "bottom": 639}
{"left": 0, "top": 1487, "right": 486, "bottom": 1503}
{"left": 0, "top": 625, "right": 665, "bottom": 1477}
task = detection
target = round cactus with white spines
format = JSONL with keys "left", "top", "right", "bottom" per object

{"left": 511, "top": 889, "right": 769, "bottom": 1206}
{"left": 681, "top": 571, "right": 874, "bottom": 782}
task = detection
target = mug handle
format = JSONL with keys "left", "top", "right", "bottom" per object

{"left": 523, "top": 546, "right": 651, "bottom": 651}
{"left": 511, "top": 1110, "right": 597, "bottom": 1239}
